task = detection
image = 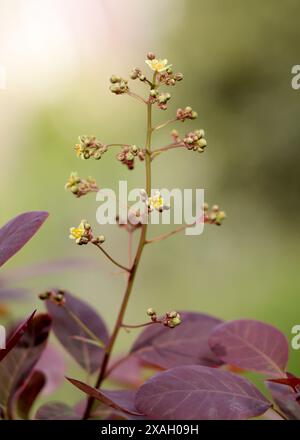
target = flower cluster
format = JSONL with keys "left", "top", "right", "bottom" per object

{"left": 147, "top": 308, "right": 182, "bottom": 328}
{"left": 65, "top": 172, "right": 98, "bottom": 198}
{"left": 116, "top": 145, "right": 145, "bottom": 170}
{"left": 69, "top": 220, "right": 94, "bottom": 245}
{"left": 145, "top": 52, "right": 183, "bottom": 86}
{"left": 183, "top": 129, "right": 207, "bottom": 153}
{"left": 171, "top": 129, "right": 207, "bottom": 153}
{"left": 75, "top": 136, "right": 108, "bottom": 160}
{"left": 109, "top": 75, "right": 129, "bottom": 95}
{"left": 130, "top": 67, "right": 148, "bottom": 83}
{"left": 176, "top": 106, "right": 198, "bottom": 122}
{"left": 140, "top": 189, "right": 170, "bottom": 213}
{"left": 149, "top": 90, "right": 171, "bottom": 110}
{"left": 203, "top": 203, "right": 226, "bottom": 226}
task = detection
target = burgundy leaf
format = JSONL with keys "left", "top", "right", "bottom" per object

{"left": 209, "top": 320, "right": 289, "bottom": 377}
{"left": 35, "top": 402, "right": 80, "bottom": 420}
{"left": 46, "top": 290, "right": 109, "bottom": 373}
{"left": 135, "top": 365, "right": 271, "bottom": 420}
{"left": 17, "top": 371, "right": 46, "bottom": 419}
{"left": 108, "top": 355, "right": 146, "bottom": 388}
{"left": 0, "top": 313, "right": 51, "bottom": 414}
{"left": 34, "top": 344, "right": 66, "bottom": 395}
{"left": 0, "top": 310, "right": 36, "bottom": 362}
{"left": 67, "top": 377, "right": 141, "bottom": 416}
{"left": 131, "top": 312, "right": 222, "bottom": 369}
{"left": 267, "top": 380, "right": 300, "bottom": 420}
{"left": 0, "top": 211, "right": 49, "bottom": 268}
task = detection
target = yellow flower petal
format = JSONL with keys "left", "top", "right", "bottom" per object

{"left": 145, "top": 58, "right": 170, "bottom": 73}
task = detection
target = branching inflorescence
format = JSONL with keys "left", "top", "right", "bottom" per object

{"left": 63, "top": 52, "right": 225, "bottom": 419}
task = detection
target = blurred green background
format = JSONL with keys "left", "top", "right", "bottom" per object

{"left": 1, "top": 0, "right": 300, "bottom": 404}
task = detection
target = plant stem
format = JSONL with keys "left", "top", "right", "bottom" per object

{"left": 151, "top": 142, "right": 185, "bottom": 159}
{"left": 92, "top": 242, "right": 130, "bottom": 272}
{"left": 127, "top": 91, "right": 147, "bottom": 105}
{"left": 83, "top": 76, "right": 156, "bottom": 420}
{"left": 146, "top": 222, "right": 196, "bottom": 244}
{"left": 153, "top": 118, "right": 177, "bottom": 131}
{"left": 121, "top": 320, "right": 161, "bottom": 329}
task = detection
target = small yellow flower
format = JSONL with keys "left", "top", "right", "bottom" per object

{"left": 148, "top": 192, "right": 164, "bottom": 211}
{"left": 75, "top": 143, "right": 84, "bottom": 159}
{"left": 145, "top": 58, "right": 171, "bottom": 73}
{"left": 69, "top": 222, "right": 85, "bottom": 241}
{"left": 65, "top": 171, "right": 79, "bottom": 189}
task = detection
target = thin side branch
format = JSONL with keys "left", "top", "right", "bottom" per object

{"left": 146, "top": 222, "right": 196, "bottom": 244}
{"left": 127, "top": 91, "right": 147, "bottom": 105}
{"left": 153, "top": 118, "right": 177, "bottom": 131}
{"left": 151, "top": 143, "right": 185, "bottom": 159}
{"left": 92, "top": 242, "right": 130, "bottom": 272}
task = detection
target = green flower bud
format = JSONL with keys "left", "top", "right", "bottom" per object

{"left": 198, "top": 138, "right": 207, "bottom": 148}
{"left": 110, "top": 75, "right": 119, "bottom": 84}
{"left": 147, "top": 307, "right": 156, "bottom": 316}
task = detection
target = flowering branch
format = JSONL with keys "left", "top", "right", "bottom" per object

{"left": 64, "top": 52, "right": 226, "bottom": 420}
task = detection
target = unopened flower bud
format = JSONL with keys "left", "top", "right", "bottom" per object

{"left": 110, "top": 75, "right": 119, "bottom": 84}
{"left": 147, "top": 307, "right": 156, "bottom": 316}
{"left": 147, "top": 52, "right": 156, "bottom": 60}
{"left": 39, "top": 291, "right": 51, "bottom": 300}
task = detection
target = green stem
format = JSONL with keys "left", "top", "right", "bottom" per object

{"left": 83, "top": 76, "right": 156, "bottom": 420}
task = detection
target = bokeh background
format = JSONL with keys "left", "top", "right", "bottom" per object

{"left": 1, "top": 0, "right": 300, "bottom": 404}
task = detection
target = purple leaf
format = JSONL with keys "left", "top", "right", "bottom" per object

{"left": 46, "top": 290, "right": 109, "bottom": 373}
{"left": 67, "top": 378, "right": 141, "bottom": 416}
{"left": 35, "top": 402, "right": 80, "bottom": 420}
{"left": 267, "top": 380, "right": 300, "bottom": 420}
{"left": 135, "top": 365, "right": 271, "bottom": 420}
{"left": 108, "top": 355, "right": 146, "bottom": 388}
{"left": 16, "top": 371, "right": 46, "bottom": 419}
{"left": 0, "top": 310, "right": 36, "bottom": 362}
{"left": 34, "top": 344, "right": 66, "bottom": 395}
{"left": 131, "top": 312, "right": 222, "bottom": 369}
{"left": 209, "top": 320, "right": 289, "bottom": 377}
{"left": 0, "top": 211, "right": 49, "bottom": 268}
{"left": 0, "top": 313, "right": 51, "bottom": 414}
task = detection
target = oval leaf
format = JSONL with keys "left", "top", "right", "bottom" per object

{"left": 209, "top": 320, "right": 289, "bottom": 377}
{"left": 67, "top": 377, "right": 141, "bottom": 416}
{"left": 46, "top": 290, "right": 109, "bottom": 373}
{"left": 135, "top": 365, "right": 271, "bottom": 420}
{"left": 0, "top": 211, "right": 49, "bottom": 268}
{"left": 35, "top": 402, "right": 79, "bottom": 420}
{"left": 131, "top": 312, "right": 222, "bottom": 369}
